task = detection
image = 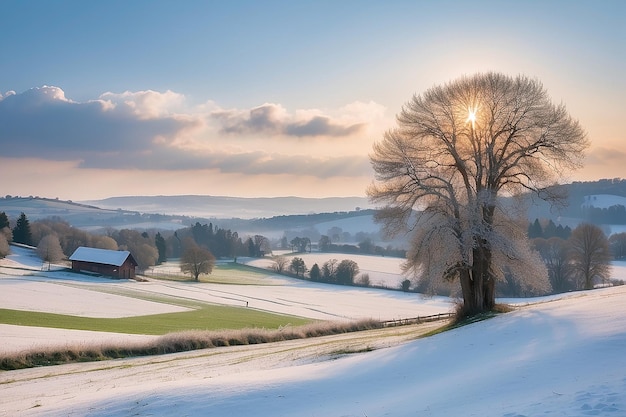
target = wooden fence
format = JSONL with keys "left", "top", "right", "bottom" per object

{"left": 381, "top": 312, "right": 454, "bottom": 327}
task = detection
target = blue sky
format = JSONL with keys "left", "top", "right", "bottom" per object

{"left": 1, "top": 0, "right": 624, "bottom": 200}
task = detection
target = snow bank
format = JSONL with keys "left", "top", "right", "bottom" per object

{"left": 3, "top": 285, "right": 625, "bottom": 416}
{"left": 0, "top": 324, "right": 157, "bottom": 355}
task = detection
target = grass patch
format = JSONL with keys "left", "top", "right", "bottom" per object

{"left": 0, "top": 304, "right": 311, "bottom": 335}
{"left": 330, "top": 347, "right": 375, "bottom": 356}
{"left": 147, "top": 262, "right": 281, "bottom": 285}
{"left": 416, "top": 303, "right": 513, "bottom": 338}
{"left": 0, "top": 319, "right": 384, "bottom": 370}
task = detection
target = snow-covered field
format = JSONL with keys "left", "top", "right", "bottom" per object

{"left": 2, "top": 246, "right": 626, "bottom": 416}
{"left": 244, "top": 252, "right": 408, "bottom": 288}
{"left": 0, "top": 246, "right": 450, "bottom": 354}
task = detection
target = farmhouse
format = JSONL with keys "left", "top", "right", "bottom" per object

{"left": 69, "top": 246, "right": 138, "bottom": 279}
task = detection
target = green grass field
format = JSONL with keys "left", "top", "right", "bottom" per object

{"left": 147, "top": 262, "right": 284, "bottom": 285}
{"left": 0, "top": 262, "right": 310, "bottom": 335}
{"left": 0, "top": 304, "right": 311, "bottom": 335}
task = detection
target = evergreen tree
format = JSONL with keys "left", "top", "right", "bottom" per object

{"left": 528, "top": 219, "right": 543, "bottom": 239}
{"left": 0, "top": 211, "right": 9, "bottom": 230}
{"left": 155, "top": 232, "right": 167, "bottom": 264}
{"left": 13, "top": 212, "right": 32, "bottom": 245}
{"left": 309, "top": 263, "right": 321, "bottom": 281}
{"left": 544, "top": 220, "right": 558, "bottom": 239}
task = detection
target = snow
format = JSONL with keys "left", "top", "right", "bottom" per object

{"left": 244, "top": 252, "right": 408, "bottom": 288}
{"left": 0, "top": 279, "right": 190, "bottom": 318}
{"left": 2, "top": 246, "right": 626, "bottom": 416}
{"left": 581, "top": 194, "right": 626, "bottom": 209}
{"left": 0, "top": 324, "right": 157, "bottom": 355}
{"left": 0, "top": 246, "right": 451, "bottom": 353}
{"left": 68, "top": 246, "right": 132, "bottom": 267}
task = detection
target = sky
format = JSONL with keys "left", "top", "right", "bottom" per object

{"left": 1, "top": 0, "right": 624, "bottom": 200}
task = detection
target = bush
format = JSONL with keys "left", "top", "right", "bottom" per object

{"left": 357, "top": 273, "right": 370, "bottom": 287}
{"left": 0, "top": 234, "right": 9, "bottom": 258}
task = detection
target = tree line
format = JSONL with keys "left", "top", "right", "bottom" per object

{"left": 0, "top": 213, "right": 273, "bottom": 278}
{"left": 272, "top": 256, "right": 364, "bottom": 287}
{"left": 530, "top": 221, "right": 615, "bottom": 293}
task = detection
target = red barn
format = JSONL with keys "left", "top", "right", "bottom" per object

{"left": 69, "top": 247, "right": 138, "bottom": 279}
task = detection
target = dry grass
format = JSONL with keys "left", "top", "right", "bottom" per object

{"left": 451, "top": 299, "right": 512, "bottom": 326}
{"left": 0, "top": 319, "right": 383, "bottom": 371}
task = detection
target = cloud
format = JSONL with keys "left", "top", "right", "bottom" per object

{"left": 212, "top": 103, "right": 366, "bottom": 137}
{"left": 99, "top": 90, "right": 186, "bottom": 118}
{"left": 0, "top": 86, "right": 199, "bottom": 162}
{"left": 0, "top": 86, "right": 382, "bottom": 180}
{"left": 82, "top": 146, "right": 371, "bottom": 178}
{"left": 584, "top": 146, "right": 626, "bottom": 164}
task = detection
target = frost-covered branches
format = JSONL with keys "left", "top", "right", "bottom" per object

{"left": 368, "top": 72, "right": 587, "bottom": 314}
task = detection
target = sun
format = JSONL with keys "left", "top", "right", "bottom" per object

{"left": 467, "top": 108, "right": 477, "bottom": 125}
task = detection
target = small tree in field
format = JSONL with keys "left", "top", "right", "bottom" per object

{"left": 336, "top": 259, "right": 359, "bottom": 285}
{"left": 290, "top": 257, "right": 306, "bottom": 277}
{"left": 369, "top": 72, "right": 588, "bottom": 316}
{"left": 37, "top": 234, "right": 65, "bottom": 270}
{"left": 569, "top": 223, "right": 611, "bottom": 290}
{"left": 309, "top": 263, "right": 321, "bottom": 281}
{"left": 322, "top": 259, "right": 339, "bottom": 282}
{"left": 273, "top": 256, "right": 288, "bottom": 273}
{"left": 180, "top": 243, "right": 216, "bottom": 281}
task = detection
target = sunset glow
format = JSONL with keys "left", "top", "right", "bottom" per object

{"left": 0, "top": 1, "right": 623, "bottom": 200}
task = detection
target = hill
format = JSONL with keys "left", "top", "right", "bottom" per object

{"left": 1, "top": 249, "right": 625, "bottom": 415}
{"left": 81, "top": 195, "right": 373, "bottom": 219}
{"left": 5, "top": 179, "right": 626, "bottom": 240}
{"left": 0, "top": 196, "right": 386, "bottom": 245}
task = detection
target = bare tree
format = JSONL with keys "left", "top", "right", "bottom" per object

{"left": 569, "top": 223, "right": 611, "bottom": 290}
{"left": 180, "top": 243, "right": 216, "bottom": 281}
{"left": 368, "top": 72, "right": 588, "bottom": 315}
{"left": 533, "top": 237, "right": 574, "bottom": 293}
{"left": 322, "top": 259, "right": 339, "bottom": 282}
{"left": 0, "top": 233, "right": 10, "bottom": 258}
{"left": 609, "top": 232, "right": 626, "bottom": 260}
{"left": 272, "top": 256, "right": 288, "bottom": 273}
{"left": 36, "top": 234, "right": 65, "bottom": 270}
{"left": 132, "top": 243, "right": 159, "bottom": 271}
{"left": 91, "top": 235, "right": 119, "bottom": 250}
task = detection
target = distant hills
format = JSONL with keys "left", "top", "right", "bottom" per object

{"left": 81, "top": 195, "right": 373, "bottom": 219}
{"left": 0, "top": 195, "right": 378, "bottom": 239}
{"left": 3, "top": 179, "right": 626, "bottom": 237}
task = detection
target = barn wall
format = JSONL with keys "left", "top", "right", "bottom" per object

{"left": 71, "top": 260, "right": 128, "bottom": 279}
{"left": 119, "top": 258, "right": 136, "bottom": 279}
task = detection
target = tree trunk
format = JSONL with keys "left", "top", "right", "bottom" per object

{"left": 458, "top": 246, "right": 496, "bottom": 317}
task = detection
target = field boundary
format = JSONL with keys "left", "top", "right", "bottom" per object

{"left": 381, "top": 312, "right": 454, "bottom": 327}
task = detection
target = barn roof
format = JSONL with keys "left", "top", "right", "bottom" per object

{"left": 69, "top": 247, "right": 134, "bottom": 267}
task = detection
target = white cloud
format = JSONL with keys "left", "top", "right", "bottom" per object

{"left": 211, "top": 102, "right": 367, "bottom": 138}
{"left": 0, "top": 85, "right": 388, "bottom": 181}
{"left": 99, "top": 89, "right": 186, "bottom": 118}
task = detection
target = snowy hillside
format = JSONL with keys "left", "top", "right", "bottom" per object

{"left": 81, "top": 195, "right": 373, "bottom": 219}
{"left": 581, "top": 194, "right": 626, "bottom": 209}
{"left": 1, "top": 246, "right": 626, "bottom": 415}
